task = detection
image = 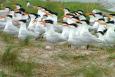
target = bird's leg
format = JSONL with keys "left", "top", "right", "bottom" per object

{"left": 53, "top": 44, "right": 56, "bottom": 50}
{"left": 68, "top": 44, "right": 71, "bottom": 48}
{"left": 86, "top": 45, "right": 90, "bottom": 50}
{"left": 40, "top": 34, "right": 44, "bottom": 40}
{"left": 71, "top": 45, "right": 77, "bottom": 50}
{"left": 35, "top": 37, "right": 39, "bottom": 40}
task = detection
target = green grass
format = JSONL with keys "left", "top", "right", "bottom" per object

{"left": 82, "top": 65, "right": 111, "bottom": 77}
{"left": 13, "top": 62, "right": 35, "bottom": 77}
{"left": 108, "top": 53, "right": 115, "bottom": 60}
{"left": 59, "top": 64, "right": 111, "bottom": 77}
{"left": 106, "top": 47, "right": 115, "bottom": 53}
{"left": 52, "top": 52, "right": 88, "bottom": 61}
{"left": 105, "top": 47, "right": 115, "bottom": 60}
{"left": 18, "top": 36, "right": 32, "bottom": 47}
{"left": 0, "top": 71, "right": 7, "bottom": 77}
{"left": 0, "top": 32, "right": 16, "bottom": 44}
{"left": 0, "top": 45, "right": 35, "bottom": 77}
{"left": 1, "top": 45, "right": 18, "bottom": 65}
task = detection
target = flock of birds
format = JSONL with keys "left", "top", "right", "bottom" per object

{"left": 0, "top": 2, "right": 115, "bottom": 49}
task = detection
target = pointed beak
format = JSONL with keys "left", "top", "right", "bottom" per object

{"left": 76, "top": 19, "right": 80, "bottom": 23}
{"left": 32, "top": 19, "right": 37, "bottom": 23}
{"left": 85, "top": 13, "right": 94, "bottom": 16}
{"left": 0, "top": 16, "right": 5, "bottom": 19}
{"left": 108, "top": 15, "right": 112, "bottom": 19}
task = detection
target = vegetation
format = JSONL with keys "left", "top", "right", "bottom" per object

{"left": 1, "top": 45, "right": 17, "bottom": 65}
{"left": 60, "top": 64, "right": 111, "bottom": 77}
{"left": 0, "top": 0, "right": 115, "bottom": 77}
{"left": 0, "top": 45, "right": 35, "bottom": 77}
{"left": 0, "top": 32, "right": 15, "bottom": 44}
{"left": 0, "top": 26, "right": 114, "bottom": 77}
{"left": 52, "top": 52, "right": 88, "bottom": 61}
{"left": 0, "top": 71, "right": 7, "bottom": 77}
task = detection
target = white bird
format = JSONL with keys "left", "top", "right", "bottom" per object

{"left": 67, "top": 25, "right": 83, "bottom": 48}
{"left": 89, "top": 14, "right": 97, "bottom": 25}
{"left": 27, "top": 13, "right": 38, "bottom": 31}
{"left": 0, "top": 9, "right": 14, "bottom": 29}
{"left": 64, "top": 8, "right": 70, "bottom": 15}
{"left": 3, "top": 15, "right": 19, "bottom": 35}
{"left": 0, "top": 7, "right": 10, "bottom": 16}
{"left": 18, "top": 20, "right": 36, "bottom": 40}
{"left": 34, "top": 19, "right": 46, "bottom": 39}
{"left": 37, "top": 7, "right": 46, "bottom": 18}
{"left": 94, "top": 13, "right": 104, "bottom": 20}
{"left": 79, "top": 14, "right": 86, "bottom": 20}
{"left": 98, "top": 23, "right": 115, "bottom": 46}
{"left": 44, "top": 20, "right": 66, "bottom": 48}
{"left": 0, "top": 17, "right": 6, "bottom": 29}
{"left": 61, "top": 22, "right": 70, "bottom": 40}
{"left": 45, "top": 13, "right": 58, "bottom": 24}
{"left": 79, "top": 20, "right": 101, "bottom": 47}
{"left": 11, "top": 12, "right": 23, "bottom": 26}
{"left": 15, "top": 4, "right": 22, "bottom": 11}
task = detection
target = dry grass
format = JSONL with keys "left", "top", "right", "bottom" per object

{"left": 0, "top": 1, "right": 115, "bottom": 76}
{"left": 0, "top": 30, "right": 115, "bottom": 77}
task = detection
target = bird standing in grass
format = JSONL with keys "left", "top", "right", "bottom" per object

{"left": 3, "top": 15, "right": 19, "bottom": 35}
{"left": 18, "top": 19, "right": 38, "bottom": 40}
{"left": 44, "top": 20, "right": 66, "bottom": 50}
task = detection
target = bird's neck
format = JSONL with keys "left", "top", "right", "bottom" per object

{"left": 7, "top": 19, "right": 12, "bottom": 22}
{"left": 20, "top": 23, "right": 26, "bottom": 28}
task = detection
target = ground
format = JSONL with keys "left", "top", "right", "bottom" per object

{"left": 0, "top": 32, "right": 115, "bottom": 77}
{"left": 0, "top": 0, "right": 115, "bottom": 77}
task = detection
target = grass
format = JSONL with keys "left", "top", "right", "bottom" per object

{"left": 1, "top": 45, "right": 18, "bottom": 65}
{"left": 18, "top": 36, "right": 32, "bottom": 47}
{"left": 0, "top": 1, "right": 115, "bottom": 77}
{"left": 0, "top": 32, "right": 16, "bottom": 44}
{"left": 105, "top": 47, "right": 115, "bottom": 60}
{"left": 0, "top": 45, "right": 35, "bottom": 77}
{"left": 52, "top": 52, "right": 88, "bottom": 61}
{"left": 13, "top": 62, "right": 35, "bottom": 77}
{"left": 81, "top": 65, "right": 111, "bottom": 77}
{"left": 108, "top": 53, "right": 115, "bottom": 60}
{"left": 0, "top": 32, "right": 114, "bottom": 77}
{"left": 106, "top": 47, "right": 115, "bottom": 53}
{"left": 59, "top": 64, "right": 112, "bottom": 77}
{"left": 0, "top": 71, "right": 7, "bottom": 77}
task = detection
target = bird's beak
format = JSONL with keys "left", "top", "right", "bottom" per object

{"left": 24, "top": 12, "right": 29, "bottom": 15}
{"left": 40, "top": 20, "right": 46, "bottom": 26}
{"left": 45, "top": 12, "right": 50, "bottom": 16}
{"left": 0, "top": 16, "right": 5, "bottom": 19}
{"left": 64, "top": 24, "right": 68, "bottom": 26}
{"left": 85, "top": 13, "right": 94, "bottom": 16}
{"left": 63, "top": 15, "right": 67, "bottom": 17}
{"left": 39, "top": 18, "right": 45, "bottom": 24}
{"left": 108, "top": 15, "right": 112, "bottom": 19}
{"left": 32, "top": 19, "right": 36, "bottom": 23}
{"left": 76, "top": 19, "right": 80, "bottom": 23}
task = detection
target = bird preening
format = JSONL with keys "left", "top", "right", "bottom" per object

{"left": 0, "top": 1, "right": 115, "bottom": 50}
